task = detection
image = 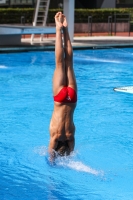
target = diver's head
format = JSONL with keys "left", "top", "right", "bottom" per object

{"left": 55, "top": 141, "right": 70, "bottom": 156}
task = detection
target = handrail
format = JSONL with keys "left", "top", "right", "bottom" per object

{"left": 108, "top": 16, "right": 112, "bottom": 35}
{"left": 88, "top": 16, "right": 92, "bottom": 36}
{"left": 114, "top": 13, "right": 130, "bottom": 36}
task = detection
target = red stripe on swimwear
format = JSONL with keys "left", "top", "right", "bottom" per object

{"left": 54, "top": 87, "right": 77, "bottom": 103}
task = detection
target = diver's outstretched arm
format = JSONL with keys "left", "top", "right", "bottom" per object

{"left": 67, "top": 137, "right": 75, "bottom": 153}
{"left": 48, "top": 137, "right": 58, "bottom": 162}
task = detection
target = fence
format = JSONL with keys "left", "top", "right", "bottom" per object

{"left": 88, "top": 13, "right": 133, "bottom": 36}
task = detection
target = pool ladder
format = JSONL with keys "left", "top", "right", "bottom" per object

{"left": 31, "top": 0, "right": 50, "bottom": 43}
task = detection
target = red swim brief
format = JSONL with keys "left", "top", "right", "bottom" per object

{"left": 54, "top": 87, "right": 77, "bottom": 103}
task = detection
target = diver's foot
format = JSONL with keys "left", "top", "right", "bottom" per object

{"left": 55, "top": 12, "right": 63, "bottom": 30}
{"left": 62, "top": 14, "right": 68, "bottom": 28}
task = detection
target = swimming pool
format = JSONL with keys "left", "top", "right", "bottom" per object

{"left": 0, "top": 48, "right": 133, "bottom": 200}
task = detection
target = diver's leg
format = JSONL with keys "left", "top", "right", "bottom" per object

{"left": 63, "top": 15, "right": 77, "bottom": 92}
{"left": 53, "top": 12, "right": 66, "bottom": 96}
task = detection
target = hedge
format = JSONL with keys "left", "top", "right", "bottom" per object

{"left": 0, "top": 8, "right": 133, "bottom": 24}
{"left": 0, "top": 8, "right": 34, "bottom": 24}
{"left": 74, "top": 8, "right": 133, "bottom": 23}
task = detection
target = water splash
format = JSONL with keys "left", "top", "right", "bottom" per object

{"left": 84, "top": 57, "right": 122, "bottom": 64}
{"left": 0, "top": 65, "right": 7, "bottom": 69}
{"left": 75, "top": 54, "right": 122, "bottom": 64}
{"left": 34, "top": 146, "right": 47, "bottom": 156}
{"left": 54, "top": 153, "right": 104, "bottom": 176}
{"left": 57, "top": 158, "right": 100, "bottom": 175}
{"left": 34, "top": 146, "right": 104, "bottom": 176}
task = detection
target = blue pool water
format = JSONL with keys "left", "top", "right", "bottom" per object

{"left": 0, "top": 48, "right": 133, "bottom": 200}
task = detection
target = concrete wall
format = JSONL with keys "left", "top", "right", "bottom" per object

{"left": 49, "top": 22, "right": 130, "bottom": 33}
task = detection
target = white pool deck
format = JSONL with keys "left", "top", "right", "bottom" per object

{"left": 1, "top": 36, "right": 133, "bottom": 52}
{"left": 24, "top": 36, "right": 133, "bottom": 48}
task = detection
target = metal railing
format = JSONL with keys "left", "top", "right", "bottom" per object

{"left": 114, "top": 13, "right": 130, "bottom": 36}
{"left": 88, "top": 13, "right": 131, "bottom": 36}
{"left": 21, "top": 15, "right": 25, "bottom": 25}
{"left": 88, "top": 16, "right": 92, "bottom": 36}
{"left": 108, "top": 16, "right": 112, "bottom": 35}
